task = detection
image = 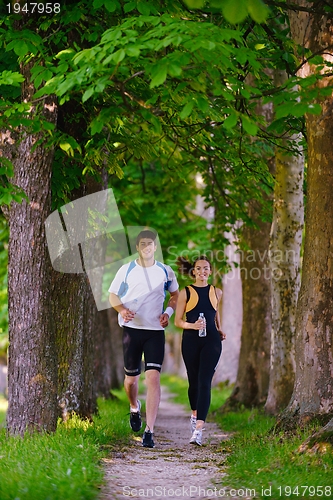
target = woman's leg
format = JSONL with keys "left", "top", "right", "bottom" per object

{"left": 196, "top": 339, "right": 222, "bottom": 424}
{"left": 182, "top": 334, "right": 201, "bottom": 413}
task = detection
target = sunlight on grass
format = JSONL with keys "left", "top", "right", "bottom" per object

{"left": 0, "top": 394, "right": 133, "bottom": 500}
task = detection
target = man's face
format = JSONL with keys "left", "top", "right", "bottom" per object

{"left": 136, "top": 238, "right": 156, "bottom": 260}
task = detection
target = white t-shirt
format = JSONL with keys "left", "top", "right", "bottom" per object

{"left": 108, "top": 260, "right": 178, "bottom": 330}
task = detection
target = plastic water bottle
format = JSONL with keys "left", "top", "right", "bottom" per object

{"left": 198, "top": 313, "right": 206, "bottom": 337}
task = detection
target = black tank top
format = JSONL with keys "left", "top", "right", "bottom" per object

{"left": 185, "top": 284, "right": 219, "bottom": 335}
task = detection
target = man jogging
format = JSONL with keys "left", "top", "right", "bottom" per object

{"left": 108, "top": 229, "right": 179, "bottom": 448}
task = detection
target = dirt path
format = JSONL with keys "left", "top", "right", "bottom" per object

{"left": 99, "top": 387, "right": 249, "bottom": 500}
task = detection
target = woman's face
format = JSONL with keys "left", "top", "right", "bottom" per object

{"left": 192, "top": 260, "right": 212, "bottom": 281}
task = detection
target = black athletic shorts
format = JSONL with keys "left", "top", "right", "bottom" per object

{"left": 122, "top": 326, "right": 165, "bottom": 377}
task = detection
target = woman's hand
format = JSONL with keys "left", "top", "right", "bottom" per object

{"left": 218, "top": 329, "right": 226, "bottom": 341}
{"left": 192, "top": 318, "right": 206, "bottom": 331}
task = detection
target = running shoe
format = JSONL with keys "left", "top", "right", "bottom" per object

{"left": 190, "top": 429, "right": 202, "bottom": 446}
{"left": 190, "top": 416, "right": 197, "bottom": 434}
{"left": 129, "top": 400, "right": 142, "bottom": 432}
{"left": 142, "top": 430, "right": 155, "bottom": 448}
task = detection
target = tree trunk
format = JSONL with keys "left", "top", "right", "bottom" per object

{"left": 6, "top": 61, "right": 58, "bottom": 434}
{"left": 221, "top": 205, "right": 271, "bottom": 409}
{"left": 51, "top": 100, "right": 104, "bottom": 420}
{"left": 265, "top": 71, "right": 304, "bottom": 414}
{"left": 51, "top": 271, "right": 97, "bottom": 419}
{"left": 213, "top": 232, "right": 242, "bottom": 385}
{"left": 279, "top": 3, "right": 333, "bottom": 428}
{"left": 94, "top": 308, "right": 124, "bottom": 397}
{"left": 107, "top": 308, "right": 125, "bottom": 390}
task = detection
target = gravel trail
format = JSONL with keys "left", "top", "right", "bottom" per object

{"left": 99, "top": 387, "right": 250, "bottom": 500}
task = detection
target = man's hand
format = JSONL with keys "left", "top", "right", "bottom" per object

{"left": 120, "top": 308, "right": 135, "bottom": 323}
{"left": 159, "top": 313, "right": 170, "bottom": 328}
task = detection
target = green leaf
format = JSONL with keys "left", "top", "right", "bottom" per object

{"left": 221, "top": 0, "right": 248, "bottom": 24}
{"left": 241, "top": 116, "right": 258, "bottom": 135}
{"left": 93, "top": 0, "right": 105, "bottom": 8}
{"left": 82, "top": 87, "right": 95, "bottom": 102}
{"left": 15, "top": 42, "right": 29, "bottom": 57}
{"left": 150, "top": 67, "right": 167, "bottom": 88}
{"left": 90, "top": 118, "right": 104, "bottom": 135}
{"left": 137, "top": 1, "right": 151, "bottom": 15}
{"left": 183, "top": 0, "right": 206, "bottom": 8}
{"left": 126, "top": 46, "right": 141, "bottom": 57}
{"left": 275, "top": 103, "right": 294, "bottom": 119}
{"left": 105, "top": 0, "right": 119, "bottom": 11}
{"left": 60, "top": 143, "right": 73, "bottom": 154}
{"left": 180, "top": 101, "right": 194, "bottom": 119}
{"left": 307, "top": 103, "right": 322, "bottom": 115}
{"left": 0, "top": 191, "right": 13, "bottom": 206}
{"left": 223, "top": 112, "right": 238, "bottom": 129}
{"left": 56, "top": 49, "right": 75, "bottom": 59}
{"left": 0, "top": 71, "right": 24, "bottom": 86}
{"left": 124, "top": 1, "right": 136, "bottom": 13}
{"left": 197, "top": 97, "right": 209, "bottom": 113}
{"left": 112, "top": 49, "right": 126, "bottom": 64}
{"left": 247, "top": 0, "right": 269, "bottom": 23}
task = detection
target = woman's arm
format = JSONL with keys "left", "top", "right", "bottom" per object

{"left": 174, "top": 288, "right": 203, "bottom": 330}
{"left": 215, "top": 288, "right": 226, "bottom": 340}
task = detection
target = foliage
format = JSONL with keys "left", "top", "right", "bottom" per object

{"left": 183, "top": 0, "right": 270, "bottom": 24}
{"left": 1, "top": 0, "right": 330, "bottom": 224}
{"left": 26, "top": 1, "right": 331, "bottom": 240}
{"left": 0, "top": 396, "right": 132, "bottom": 500}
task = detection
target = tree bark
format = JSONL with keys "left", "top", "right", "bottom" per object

{"left": 6, "top": 62, "right": 58, "bottom": 434}
{"left": 279, "top": 2, "right": 333, "bottom": 428}
{"left": 51, "top": 270, "right": 97, "bottom": 419}
{"left": 51, "top": 100, "right": 104, "bottom": 420}
{"left": 94, "top": 308, "right": 124, "bottom": 397}
{"left": 265, "top": 70, "right": 304, "bottom": 414}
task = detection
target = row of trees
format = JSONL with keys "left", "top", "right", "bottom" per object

{"left": 1, "top": 0, "right": 333, "bottom": 447}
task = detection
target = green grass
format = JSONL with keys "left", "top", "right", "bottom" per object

{"left": 0, "top": 395, "right": 133, "bottom": 500}
{"left": 1, "top": 376, "right": 332, "bottom": 500}
{"left": 161, "top": 374, "right": 333, "bottom": 500}
{"left": 216, "top": 409, "right": 333, "bottom": 499}
{"left": 160, "top": 372, "right": 232, "bottom": 414}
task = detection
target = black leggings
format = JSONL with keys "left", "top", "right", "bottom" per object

{"left": 181, "top": 332, "right": 222, "bottom": 422}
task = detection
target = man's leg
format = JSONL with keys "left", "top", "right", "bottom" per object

{"left": 124, "top": 374, "right": 140, "bottom": 410}
{"left": 122, "top": 327, "right": 143, "bottom": 432}
{"left": 144, "top": 369, "right": 161, "bottom": 432}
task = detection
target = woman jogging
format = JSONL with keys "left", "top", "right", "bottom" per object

{"left": 175, "top": 256, "right": 225, "bottom": 446}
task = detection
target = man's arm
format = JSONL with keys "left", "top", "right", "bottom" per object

{"left": 159, "top": 289, "right": 179, "bottom": 328}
